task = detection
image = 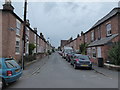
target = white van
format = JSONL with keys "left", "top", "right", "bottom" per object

{"left": 62, "top": 46, "right": 73, "bottom": 59}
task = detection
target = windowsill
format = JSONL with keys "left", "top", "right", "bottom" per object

{"left": 16, "top": 34, "right": 20, "bottom": 37}
{"left": 106, "top": 34, "right": 112, "bottom": 37}
{"left": 15, "top": 53, "right": 20, "bottom": 55}
{"left": 92, "top": 57, "right": 96, "bottom": 59}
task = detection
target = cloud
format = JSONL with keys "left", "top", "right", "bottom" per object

{"left": 0, "top": 1, "right": 3, "bottom": 9}
{"left": 43, "top": 2, "right": 57, "bottom": 13}
{"left": 13, "top": 2, "right": 117, "bottom": 47}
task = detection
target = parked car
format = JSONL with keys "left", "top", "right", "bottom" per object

{"left": 70, "top": 54, "right": 92, "bottom": 69}
{"left": 58, "top": 51, "right": 63, "bottom": 56}
{"left": 0, "top": 58, "right": 22, "bottom": 88}
{"left": 66, "top": 52, "right": 75, "bottom": 62}
{"left": 62, "top": 46, "right": 73, "bottom": 59}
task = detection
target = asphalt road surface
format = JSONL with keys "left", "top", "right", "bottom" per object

{"left": 6, "top": 52, "right": 118, "bottom": 88}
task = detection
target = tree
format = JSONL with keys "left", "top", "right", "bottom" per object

{"left": 29, "top": 43, "right": 36, "bottom": 55}
{"left": 79, "top": 43, "right": 88, "bottom": 55}
{"left": 108, "top": 42, "right": 120, "bottom": 65}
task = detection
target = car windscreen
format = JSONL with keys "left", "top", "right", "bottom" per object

{"left": 5, "top": 60, "right": 19, "bottom": 68}
{"left": 64, "top": 49, "right": 73, "bottom": 53}
{"left": 77, "top": 55, "right": 89, "bottom": 60}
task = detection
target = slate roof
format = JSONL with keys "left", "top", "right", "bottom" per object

{"left": 85, "top": 7, "right": 120, "bottom": 34}
{"left": 88, "top": 34, "right": 119, "bottom": 47}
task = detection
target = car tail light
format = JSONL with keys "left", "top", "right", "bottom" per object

{"left": 76, "top": 59, "right": 79, "bottom": 61}
{"left": 76, "top": 59, "right": 79, "bottom": 63}
{"left": 7, "top": 71, "right": 12, "bottom": 76}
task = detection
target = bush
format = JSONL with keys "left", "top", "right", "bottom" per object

{"left": 108, "top": 42, "right": 120, "bottom": 65}
{"left": 79, "top": 43, "right": 88, "bottom": 55}
{"left": 24, "top": 54, "right": 36, "bottom": 62}
{"left": 29, "top": 43, "right": 36, "bottom": 55}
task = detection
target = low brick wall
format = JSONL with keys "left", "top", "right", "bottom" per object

{"left": 36, "top": 53, "right": 47, "bottom": 60}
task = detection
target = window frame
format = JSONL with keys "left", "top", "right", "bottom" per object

{"left": 91, "top": 30, "right": 95, "bottom": 42}
{"left": 15, "top": 37, "right": 20, "bottom": 54}
{"left": 92, "top": 47, "right": 96, "bottom": 58}
{"left": 16, "top": 19, "right": 21, "bottom": 36}
{"left": 106, "top": 23, "right": 112, "bottom": 36}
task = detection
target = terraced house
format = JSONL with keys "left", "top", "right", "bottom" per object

{"left": 87, "top": 7, "right": 120, "bottom": 64}
{"left": 61, "top": 7, "right": 120, "bottom": 64}
{"left": 0, "top": 2, "right": 52, "bottom": 62}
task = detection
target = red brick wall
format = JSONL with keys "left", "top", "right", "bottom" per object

{"left": 0, "top": 11, "right": 2, "bottom": 57}
{"left": 29, "top": 30, "right": 35, "bottom": 44}
{"left": 2, "top": 11, "right": 24, "bottom": 61}
{"left": 118, "top": 13, "right": 120, "bottom": 41}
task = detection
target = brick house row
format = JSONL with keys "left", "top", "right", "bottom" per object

{"left": 0, "top": 2, "right": 52, "bottom": 62}
{"left": 61, "top": 7, "right": 120, "bottom": 64}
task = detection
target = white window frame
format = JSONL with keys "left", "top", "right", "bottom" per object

{"left": 16, "top": 19, "right": 21, "bottom": 36}
{"left": 85, "top": 34, "right": 87, "bottom": 43}
{"left": 106, "top": 23, "right": 112, "bottom": 36}
{"left": 97, "top": 47, "right": 102, "bottom": 58}
{"left": 15, "top": 37, "right": 20, "bottom": 54}
{"left": 26, "top": 27, "right": 29, "bottom": 40}
{"left": 34, "top": 34, "right": 36, "bottom": 43}
{"left": 87, "top": 48, "right": 91, "bottom": 57}
{"left": 97, "top": 27, "right": 101, "bottom": 40}
{"left": 91, "top": 31, "right": 94, "bottom": 41}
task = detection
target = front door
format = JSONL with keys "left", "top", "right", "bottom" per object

{"left": 97, "top": 47, "right": 102, "bottom": 58}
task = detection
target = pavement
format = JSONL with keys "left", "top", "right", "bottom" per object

{"left": 92, "top": 64, "right": 119, "bottom": 80}
{"left": 5, "top": 52, "right": 119, "bottom": 88}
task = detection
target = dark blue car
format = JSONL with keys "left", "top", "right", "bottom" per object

{"left": 0, "top": 58, "right": 22, "bottom": 88}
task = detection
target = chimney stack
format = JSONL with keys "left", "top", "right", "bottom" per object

{"left": 26, "top": 19, "right": 30, "bottom": 26}
{"left": 34, "top": 28, "right": 37, "bottom": 33}
{"left": 77, "top": 34, "right": 80, "bottom": 37}
{"left": 3, "top": 0, "right": 14, "bottom": 12}
{"left": 81, "top": 31, "right": 84, "bottom": 36}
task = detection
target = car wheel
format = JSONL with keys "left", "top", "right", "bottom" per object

{"left": 89, "top": 67, "right": 92, "bottom": 70}
{"left": 74, "top": 64, "right": 77, "bottom": 69}
{"left": 2, "top": 79, "right": 6, "bottom": 88}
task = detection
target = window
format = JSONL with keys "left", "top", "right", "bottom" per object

{"left": 34, "top": 34, "right": 36, "bottom": 43}
{"left": 87, "top": 48, "right": 91, "bottom": 57}
{"left": 91, "top": 31, "right": 94, "bottom": 41}
{"left": 97, "top": 27, "right": 101, "bottom": 40}
{"left": 26, "top": 42, "right": 29, "bottom": 54}
{"left": 37, "top": 36, "right": 39, "bottom": 45}
{"left": 16, "top": 19, "right": 21, "bottom": 36}
{"left": 15, "top": 37, "right": 20, "bottom": 54}
{"left": 26, "top": 27, "right": 29, "bottom": 40}
{"left": 92, "top": 47, "right": 96, "bottom": 58}
{"left": 106, "top": 23, "right": 112, "bottom": 36}
{"left": 85, "top": 34, "right": 87, "bottom": 43}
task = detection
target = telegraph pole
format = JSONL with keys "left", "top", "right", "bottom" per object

{"left": 22, "top": 0, "right": 27, "bottom": 70}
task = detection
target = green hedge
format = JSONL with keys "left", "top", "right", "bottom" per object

{"left": 108, "top": 42, "right": 120, "bottom": 65}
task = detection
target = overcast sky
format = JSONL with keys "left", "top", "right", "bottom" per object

{"left": 0, "top": 0, "right": 119, "bottom": 47}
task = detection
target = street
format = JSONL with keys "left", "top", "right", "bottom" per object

{"left": 6, "top": 52, "right": 118, "bottom": 88}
